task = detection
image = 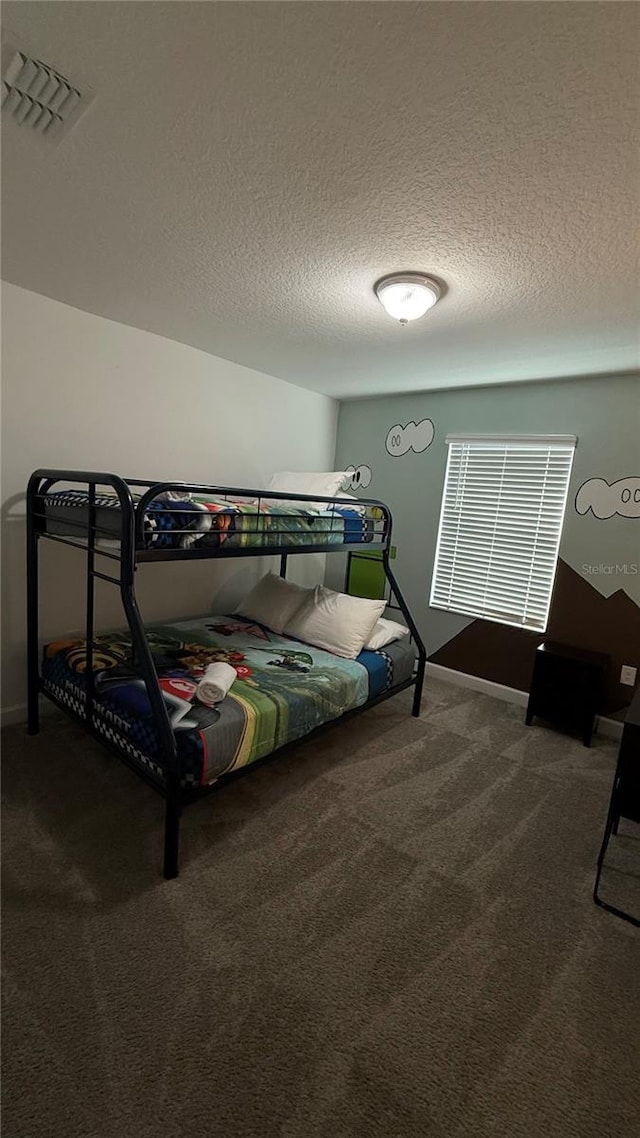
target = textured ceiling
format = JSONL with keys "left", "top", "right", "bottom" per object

{"left": 2, "top": 1, "right": 639, "bottom": 398}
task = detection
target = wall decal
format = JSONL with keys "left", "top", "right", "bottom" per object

{"left": 344, "top": 464, "right": 372, "bottom": 490}
{"left": 385, "top": 418, "right": 434, "bottom": 457}
{"left": 575, "top": 476, "right": 640, "bottom": 520}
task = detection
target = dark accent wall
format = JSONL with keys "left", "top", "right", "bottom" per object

{"left": 430, "top": 559, "right": 640, "bottom": 715}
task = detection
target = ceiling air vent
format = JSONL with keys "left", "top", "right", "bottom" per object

{"left": 1, "top": 47, "right": 88, "bottom": 140}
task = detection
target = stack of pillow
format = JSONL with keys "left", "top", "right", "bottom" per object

{"left": 235, "top": 572, "right": 410, "bottom": 660}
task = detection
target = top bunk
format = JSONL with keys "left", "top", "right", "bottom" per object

{"left": 27, "top": 469, "right": 392, "bottom": 563}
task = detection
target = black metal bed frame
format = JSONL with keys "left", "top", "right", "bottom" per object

{"left": 26, "top": 469, "right": 427, "bottom": 879}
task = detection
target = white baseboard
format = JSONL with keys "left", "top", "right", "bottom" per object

{"left": 1, "top": 698, "right": 56, "bottom": 728}
{"left": 426, "top": 662, "right": 529, "bottom": 706}
{"left": 425, "top": 662, "right": 624, "bottom": 742}
{"left": 2, "top": 704, "right": 28, "bottom": 727}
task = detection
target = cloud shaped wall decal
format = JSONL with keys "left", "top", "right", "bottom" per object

{"left": 385, "top": 419, "right": 434, "bottom": 457}
{"left": 344, "top": 464, "right": 372, "bottom": 491}
{"left": 575, "top": 476, "right": 640, "bottom": 519}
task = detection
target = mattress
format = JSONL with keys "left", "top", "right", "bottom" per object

{"left": 41, "top": 490, "right": 376, "bottom": 549}
{"left": 41, "top": 615, "right": 416, "bottom": 787}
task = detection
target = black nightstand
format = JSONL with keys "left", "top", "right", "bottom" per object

{"left": 525, "top": 641, "right": 609, "bottom": 747}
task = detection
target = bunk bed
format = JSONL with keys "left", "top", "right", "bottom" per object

{"left": 26, "top": 470, "right": 427, "bottom": 879}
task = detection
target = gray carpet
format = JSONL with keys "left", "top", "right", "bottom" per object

{"left": 2, "top": 678, "right": 639, "bottom": 1138}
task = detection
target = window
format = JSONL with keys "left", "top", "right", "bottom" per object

{"left": 429, "top": 434, "right": 576, "bottom": 632}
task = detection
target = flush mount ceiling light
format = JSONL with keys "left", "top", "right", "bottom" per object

{"left": 374, "top": 272, "right": 441, "bottom": 325}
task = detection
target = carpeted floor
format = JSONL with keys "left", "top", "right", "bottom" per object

{"left": 2, "top": 678, "right": 639, "bottom": 1138}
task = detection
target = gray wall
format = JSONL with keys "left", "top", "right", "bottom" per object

{"left": 332, "top": 373, "right": 640, "bottom": 706}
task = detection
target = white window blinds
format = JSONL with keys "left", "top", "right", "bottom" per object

{"left": 429, "top": 434, "right": 577, "bottom": 632}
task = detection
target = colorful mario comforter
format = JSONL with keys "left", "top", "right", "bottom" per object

{"left": 41, "top": 615, "right": 415, "bottom": 787}
{"left": 42, "top": 491, "right": 375, "bottom": 549}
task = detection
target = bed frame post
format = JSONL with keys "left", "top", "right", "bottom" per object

{"left": 115, "top": 480, "right": 183, "bottom": 879}
{"left": 118, "top": 576, "right": 182, "bottom": 880}
{"left": 382, "top": 546, "right": 426, "bottom": 718}
{"left": 163, "top": 774, "right": 182, "bottom": 880}
{"left": 85, "top": 483, "right": 96, "bottom": 728}
{"left": 412, "top": 658, "right": 426, "bottom": 718}
{"left": 26, "top": 473, "right": 41, "bottom": 735}
{"left": 279, "top": 554, "right": 288, "bottom": 579}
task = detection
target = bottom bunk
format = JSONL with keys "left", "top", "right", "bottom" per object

{"left": 41, "top": 614, "right": 417, "bottom": 789}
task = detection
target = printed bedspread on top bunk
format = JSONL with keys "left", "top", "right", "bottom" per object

{"left": 41, "top": 490, "right": 376, "bottom": 548}
{"left": 41, "top": 616, "right": 416, "bottom": 786}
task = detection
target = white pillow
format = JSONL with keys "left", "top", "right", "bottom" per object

{"left": 267, "top": 471, "right": 350, "bottom": 511}
{"left": 235, "top": 573, "right": 310, "bottom": 635}
{"left": 284, "top": 585, "right": 386, "bottom": 659}
{"left": 365, "top": 618, "right": 410, "bottom": 651}
{"left": 333, "top": 491, "right": 367, "bottom": 515}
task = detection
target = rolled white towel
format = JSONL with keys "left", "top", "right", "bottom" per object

{"left": 195, "top": 662, "right": 237, "bottom": 707}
